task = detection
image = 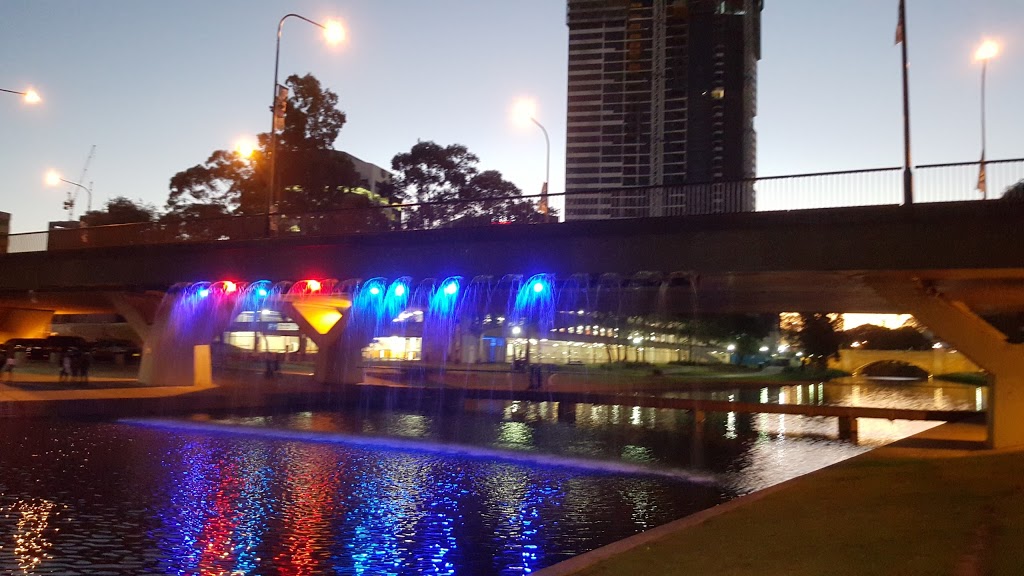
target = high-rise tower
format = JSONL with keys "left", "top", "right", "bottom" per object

{"left": 564, "top": 0, "right": 762, "bottom": 219}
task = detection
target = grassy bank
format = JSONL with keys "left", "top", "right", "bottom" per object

{"left": 567, "top": 449, "right": 1024, "bottom": 575}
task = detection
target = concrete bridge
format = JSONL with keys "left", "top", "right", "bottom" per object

{"left": 1, "top": 201, "right": 1023, "bottom": 447}
{"left": 830, "top": 348, "right": 982, "bottom": 377}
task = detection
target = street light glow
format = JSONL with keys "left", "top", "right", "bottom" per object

{"left": 235, "top": 138, "right": 257, "bottom": 159}
{"left": 323, "top": 19, "right": 345, "bottom": 45}
{"left": 511, "top": 97, "right": 538, "bottom": 127}
{"left": 975, "top": 39, "right": 999, "bottom": 61}
{"left": 44, "top": 170, "right": 61, "bottom": 187}
{"left": 23, "top": 88, "right": 41, "bottom": 104}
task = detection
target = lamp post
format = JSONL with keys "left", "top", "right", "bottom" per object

{"left": 1, "top": 87, "right": 41, "bottom": 104}
{"left": 975, "top": 40, "right": 999, "bottom": 200}
{"left": 45, "top": 170, "right": 92, "bottom": 219}
{"left": 266, "top": 14, "right": 345, "bottom": 237}
{"left": 512, "top": 98, "right": 550, "bottom": 216}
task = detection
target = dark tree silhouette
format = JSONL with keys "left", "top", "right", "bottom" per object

{"left": 80, "top": 197, "right": 157, "bottom": 226}
{"left": 1002, "top": 179, "right": 1024, "bottom": 201}
{"left": 389, "top": 141, "right": 553, "bottom": 229}
{"left": 842, "top": 324, "right": 932, "bottom": 350}
{"left": 166, "top": 73, "right": 370, "bottom": 219}
{"left": 794, "top": 313, "right": 842, "bottom": 369}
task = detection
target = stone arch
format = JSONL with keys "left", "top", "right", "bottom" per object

{"left": 853, "top": 359, "right": 931, "bottom": 379}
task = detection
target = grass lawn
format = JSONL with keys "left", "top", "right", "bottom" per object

{"left": 569, "top": 450, "right": 1024, "bottom": 575}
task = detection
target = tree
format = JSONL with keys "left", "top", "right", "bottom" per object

{"left": 794, "top": 313, "right": 842, "bottom": 369}
{"left": 842, "top": 324, "right": 932, "bottom": 350}
{"left": 1002, "top": 179, "right": 1024, "bottom": 201}
{"left": 80, "top": 197, "right": 157, "bottom": 227}
{"left": 697, "top": 314, "right": 775, "bottom": 365}
{"left": 389, "top": 140, "right": 553, "bottom": 229}
{"left": 166, "top": 73, "right": 370, "bottom": 219}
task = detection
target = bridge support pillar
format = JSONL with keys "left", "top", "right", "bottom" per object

{"left": 868, "top": 277, "right": 1024, "bottom": 449}
{"left": 557, "top": 401, "right": 576, "bottom": 423}
{"left": 279, "top": 300, "right": 360, "bottom": 385}
{"left": 0, "top": 307, "right": 53, "bottom": 342}
{"left": 838, "top": 417, "right": 859, "bottom": 442}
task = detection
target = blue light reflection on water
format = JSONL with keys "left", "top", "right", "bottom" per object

{"left": 0, "top": 392, "right": 940, "bottom": 575}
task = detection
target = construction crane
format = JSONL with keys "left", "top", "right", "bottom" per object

{"left": 63, "top": 145, "right": 96, "bottom": 220}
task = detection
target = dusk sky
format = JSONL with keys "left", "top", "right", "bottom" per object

{"left": 2, "top": 0, "right": 1022, "bottom": 233}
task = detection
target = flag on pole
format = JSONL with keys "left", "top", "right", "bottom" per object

{"left": 977, "top": 151, "right": 987, "bottom": 196}
{"left": 895, "top": 0, "right": 905, "bottom": 45}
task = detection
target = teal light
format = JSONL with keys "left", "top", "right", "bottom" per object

{"left": 394, "top": 284, "right": 406, "bottom": 297}
{"left": 370, "top": 286, "right": 381, "bottom": 295}
{"left": 532, "top": 281, "right": 544, "bottom": 293}
{"left": 444, "top": 282, "right": 458, "bottom": 295}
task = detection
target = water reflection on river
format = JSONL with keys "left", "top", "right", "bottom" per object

{"left": 0, "top": 380, "right": 978, "bottom": 574}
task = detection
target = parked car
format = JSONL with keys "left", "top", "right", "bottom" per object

{"left": 1, "top": 338, "right": 50, "bottom": 361}
{"left": 90, "top": 339, "right": 142, "bottom": 362}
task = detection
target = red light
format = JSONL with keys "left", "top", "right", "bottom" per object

{"left": 307, "top": 279, "right": 322, "bottom": 292}
{"left": 223, "top": 281, "right": 237, "bottom": 293}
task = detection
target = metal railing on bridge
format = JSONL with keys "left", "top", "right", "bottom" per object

{"left": 2, "top": 158, "right": 1022, "bottom": 254}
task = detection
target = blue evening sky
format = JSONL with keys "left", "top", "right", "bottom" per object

{"left": 2, "top": 0, "right": 1022, "bottom": 232}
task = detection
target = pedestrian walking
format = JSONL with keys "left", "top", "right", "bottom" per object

{"left": 79, "top": 351, "right": 91, "bottom": 384}
{"left": 3, "top": 352, "right": 15, "bottom": 381}
{"left": 60, "top": 351, "right": 72, "bottom": 383}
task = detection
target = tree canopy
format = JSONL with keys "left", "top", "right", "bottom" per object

{"left": 1002, "top": 179, "right": 1024, "bottom": 201}
{"left": 387, "top": 141, "right": 553, "bottom": 229}
{"left": 165, "top": 74, "right": 367, "bottom": 219}
{"left": 80, "top": 197, "right": 157, "bottom": 227}
{"left": 792, "top": 313, "right": 842, "bottom": 369}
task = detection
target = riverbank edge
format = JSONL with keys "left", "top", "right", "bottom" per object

{"left": 533, "top": 420, "right": 1012, "bottom": 576}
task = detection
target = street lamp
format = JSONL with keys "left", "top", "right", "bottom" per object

{"left": 45, "top": 170, "right": 92, "bottom": 219}
{"left": 267, "top": 14, "right": 345, "bottom": 236}
{"left": 235, "top": 137, "right": 257, "bottom": 159}
{"left": 512, "top": 97, "right": 550, "bottom": 216}
{"left": 1, "top": 87, "right": 41, "bottom": 104}
{"left": 974, "top": 39, "right": 999, "bottom": 200}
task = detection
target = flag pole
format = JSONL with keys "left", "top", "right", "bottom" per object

{"left": 979, "top": 59, "right": 987, "bottom": 199}
{"left": 898, "top": 0, "right": 914, "bottom": 206}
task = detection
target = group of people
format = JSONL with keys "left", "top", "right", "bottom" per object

{"left": 58, "top": 348, "right": 92, "bottom": 384}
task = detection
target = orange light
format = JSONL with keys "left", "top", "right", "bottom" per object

{"left": 975, "top": 39, "right": 999, "bottom": 61}
{"left": 307, "top": 279, "right": 322, "bottom": 292}
{"left": 511, "top": 97, "right": 538, "bottom": 128}
{"left": 323, "top": 19, "right": 345, "bottom": 45}
{"left": 234, "top": 138, "right": 256, "bottom": 159}
{"left": 223, "top": 281, "right": 237, "bottom": 293}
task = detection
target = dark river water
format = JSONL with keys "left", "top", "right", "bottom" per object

{"left": 0, "top": 380, "right": 980, "bottom": 574}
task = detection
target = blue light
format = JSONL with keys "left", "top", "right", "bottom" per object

{"left": 444, "top": 282, "right": 458, "bottom": 295}
{"left": 532, "top": 281, "right": 545, "bottom": 293}
{"left": 369, "top": 286, "right": 381, "bottom": 295}
{"left": 198, "top": 289, "right": 210, "bottom": 298}
{"left": 257, "top": 288, "right": 268, "bottom": 297}
{"left": 394, "top": 284, "right": 406, "bottom": 297}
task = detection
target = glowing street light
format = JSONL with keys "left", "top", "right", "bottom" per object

{"left": 45, "top": 170, "right": 92, "bottom": 219}
{"left": 511, "top": 97, "right": 550, "bottom": 216}
{"left": 235, "top": 137, "right": 257, "bottom": 159}
{"left": 267, "top": 14, "right": 347, "bottom": 236}
{"left": 974, "top": 39, "right": 999, "bottom": 200}
{"left": 1, "top": 87, "right": 41, "bottom": 104}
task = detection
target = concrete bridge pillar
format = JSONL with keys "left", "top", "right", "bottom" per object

{"left": 279, "top": 299, "right": 363, "bottom": 385}
{"left": 868, "top": 277, "right": 1024, "bottom": 449}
